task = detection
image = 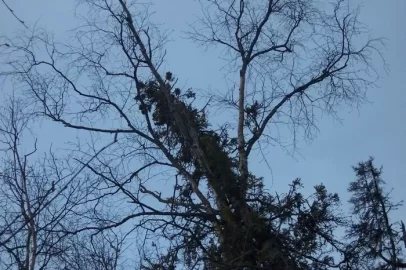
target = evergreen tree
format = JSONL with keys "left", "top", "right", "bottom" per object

{"left": 344, "top": 158, "right": 405, "bottom": 270}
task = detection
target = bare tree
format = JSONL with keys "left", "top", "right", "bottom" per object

{"left": 0, "top": 0, "right": 385, "bottom": 269}
{"left": 0, "top": 95, "right": 131, "bottom": 269}
{"left": 56, "top": 230, "right": 130, "bottom": 270}
{"left": 188, "top": 0, "right": 384, "bottom": 152}
{"left": 0, "top": 97, "right": 59, "bottom": 270}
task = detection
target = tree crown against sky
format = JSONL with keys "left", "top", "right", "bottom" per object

{"left": 0, "top": 0, "right": 405, "bottom": 269}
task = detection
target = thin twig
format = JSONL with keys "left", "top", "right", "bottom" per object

{"left": 1, "top": 0, "right": 29, "bottom": 29}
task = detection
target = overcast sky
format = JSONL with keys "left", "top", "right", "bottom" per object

{"left": 1, "top": 0, "right": 406, "bottom": 231}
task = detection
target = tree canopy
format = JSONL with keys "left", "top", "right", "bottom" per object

{"left": 0, "top": 0, "right": 404, "bottom": 269}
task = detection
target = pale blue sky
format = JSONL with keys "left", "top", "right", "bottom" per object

{"left": 1, "top": 0, "right": 406, "bottom": 257}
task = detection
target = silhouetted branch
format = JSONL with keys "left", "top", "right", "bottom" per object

{"left": 1, "top": 0, "right": 28, "bottom": 29}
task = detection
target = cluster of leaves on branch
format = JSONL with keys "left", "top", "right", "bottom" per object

{"left": 130, "top": 73, "right": 358, "bottom": 269}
